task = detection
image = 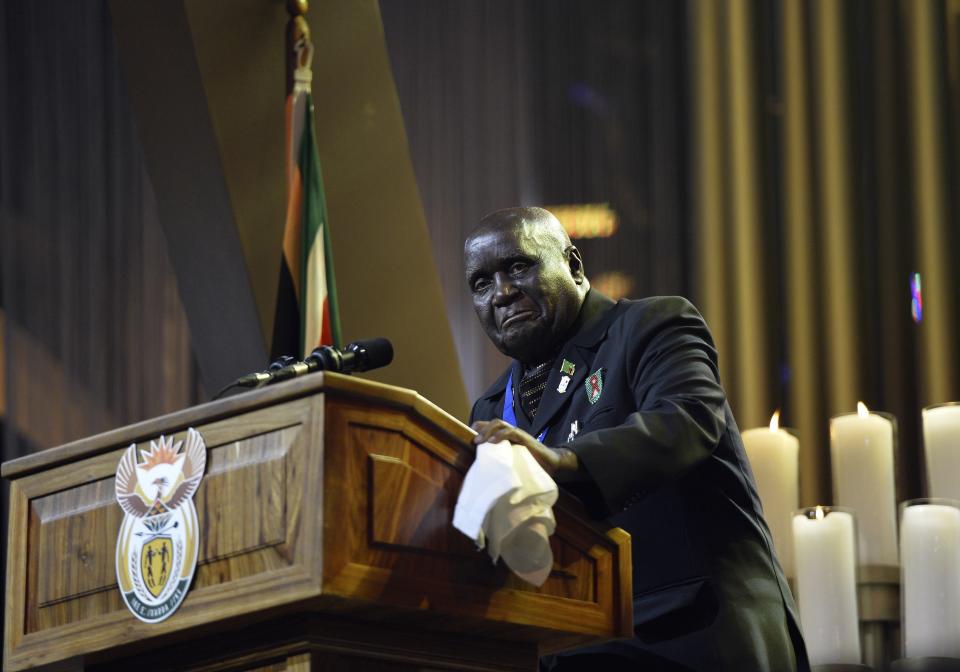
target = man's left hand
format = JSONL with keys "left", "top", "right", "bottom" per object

{"left": 470, "top": 419, "right": 579, "bottom": 479}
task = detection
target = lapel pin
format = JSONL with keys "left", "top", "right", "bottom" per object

{"left": 568, "top": 420, "right": 580, "bottom": 442}
{"left": 585, "top": 368, "right": 604, "bottom": 405}
{"left": 557, "top": 375, "right": 571, "bottom": 394}
{"left": 561, "top": 359, "right": 576, "bottom": 376}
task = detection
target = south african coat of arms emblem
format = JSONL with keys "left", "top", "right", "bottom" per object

{"left": 114, "top": 428, "right": 206, "bottom": 623}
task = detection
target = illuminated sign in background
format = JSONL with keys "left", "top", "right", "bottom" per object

{"left": 546, "top": 204, "right": 618, "bottom": 239}
{"left": 546, "top": 204, "right": 632, "bottom": 300}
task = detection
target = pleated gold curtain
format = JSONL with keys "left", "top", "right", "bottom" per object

{"left": 691, "top": 0, "right": 960, "bottom": 505}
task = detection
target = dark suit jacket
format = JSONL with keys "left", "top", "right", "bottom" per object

{"left": 470, "top": 291, "right": 809, "bottom": 671}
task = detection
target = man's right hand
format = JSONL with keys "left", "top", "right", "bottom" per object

{"left": 470, "top": 419, "right": 579, "bottom": 479}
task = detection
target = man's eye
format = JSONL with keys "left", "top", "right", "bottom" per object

{"left": 509, "top": 262, "right": 529, "bottom": 274}
{"left": 472, "top": 279, "right": 491, "bottom": 293}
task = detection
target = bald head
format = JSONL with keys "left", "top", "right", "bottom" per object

{"left": 467, "top": 207, "right": 572, "bottom": 256}
{"left": 464, "top": 207, "right": 589, "bottom": 364}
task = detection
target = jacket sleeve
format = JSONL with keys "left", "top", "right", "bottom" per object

{"left": 563, "top": 297, "right": 728, "bottom": 515}
{"left": 469, "top": 395, "right": 499, "bottom": 425}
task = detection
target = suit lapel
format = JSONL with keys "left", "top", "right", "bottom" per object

{"left": 474, "top": 291, "right": 619, "bottom": 437}
{"left": 529, "top": 291, "right": 621, "bottom": 438}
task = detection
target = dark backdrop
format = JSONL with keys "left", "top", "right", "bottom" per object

{"left": 381, "top": 0, "right": 960, "bottom": 510}
{"left": 381, "top": 0, "right": 693, "bottom": 401}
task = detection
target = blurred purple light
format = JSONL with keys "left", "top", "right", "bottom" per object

{"left": 567, "top": 82, "right": 609, "bottom": 114}
{"left": 910, "top": 272, "right": 922, "bottom": 323}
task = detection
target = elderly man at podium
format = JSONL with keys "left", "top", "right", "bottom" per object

{"left": 464, "top": 207, "right": 809, "bottom": 672}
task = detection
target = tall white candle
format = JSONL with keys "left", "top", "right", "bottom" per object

{"left": 830, "top": 403, "right": 898, "bottom": 566}
{"left": 900, "top": 500, "right": 960, "bottom": 658}
{"left": 792, "top": 507, "right": 861, "bottom": 665}
{"left": 923, "top": 404, "right": 960, "bottom": 501}
{"left": 743, "top": 411, "right": 799, "bottom": 577}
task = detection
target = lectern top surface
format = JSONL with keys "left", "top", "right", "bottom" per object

{"left": 1, "top": 372, "right": 473, "bottom": 480}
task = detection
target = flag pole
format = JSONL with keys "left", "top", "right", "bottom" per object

{"left": 271, "top": 0, "right": 342, "bottom": 359}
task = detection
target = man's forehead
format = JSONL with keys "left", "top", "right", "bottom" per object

{"left": 465, "top": 220, "right": 557, "bottom": 256}
{"left": 464, "top": 231, "right": 517, "bottom": 274}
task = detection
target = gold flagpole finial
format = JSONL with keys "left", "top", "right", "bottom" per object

{"left": 287, "top": 0, "right": 308, "bottom": 17}
{"left": 285, "top": 1, "right": 311, "bottom": 95}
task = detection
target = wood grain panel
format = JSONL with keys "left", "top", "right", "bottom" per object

{"left": 325, "top": 406, "right": 488, "bottom": 585}
{"left": 7, "top": 396, "right": 325, "bottom": 669}
{"left": 27, "top": 424, "right": 299, "bottom": 625}
{"left": 541, "top": 530, "right": 597, "bottom": 602}
{"left": 367, "top": 433, "right": 597, "bottom": 599}
{"left": 321, "top": 400, "right": 629, "bottom": 644}
{"left": 197, "top": 427, "right": 294, "bottom": 563}
{"left": 35, "top": 478, "right": 123, "bottom": 606}
{"left": 32, "top": 589, "right": 128, "bottom": 636}
{"left": 370, "top": 454, "right": 468, "bottom": 555}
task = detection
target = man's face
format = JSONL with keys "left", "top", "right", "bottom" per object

{"left": 464, "top": 222, "right": 584, "bottom": 364}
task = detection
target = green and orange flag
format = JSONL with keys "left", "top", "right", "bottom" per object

{"left": 272, "top": 36, "right": 342, "bottom": 359}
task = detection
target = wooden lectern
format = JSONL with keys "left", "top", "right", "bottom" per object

{"left": 3, "top": 373, "right": 632, "bottom": 671}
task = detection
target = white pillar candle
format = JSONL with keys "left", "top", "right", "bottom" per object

{"left": 923, "top": 404, "right": 960, "bottom": 501}
{"left": 792, "top": 507, "right": 861, "bottom": 665}
{"left": 900, "top": 500, "right": 960, "bottom": 658}
{"left": 830, "top": 403, "right": 898, "bottom": 566}
{"left": 743, "top": 411, "right": 799, "bottom": 577}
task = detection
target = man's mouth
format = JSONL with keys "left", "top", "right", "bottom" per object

{"left": 500, "top": 310, "right": 536, "bottom": 329}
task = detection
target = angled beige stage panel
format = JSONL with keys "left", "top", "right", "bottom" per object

{"left": 110, "top": 0, "right": 469, "bottom": 420}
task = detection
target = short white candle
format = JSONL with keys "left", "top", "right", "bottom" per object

{"left": 830, "top": 402, "right": 898, "bottom": 566}
{"left": 743, "top": 411, "right": 799, "bottom": 577}
{"left": 792, "top": 507, "right": 861, "bottom": 665}
{"left": 900, "top": 500, "right": 960, "bottom": 658}
{"left": 923, "top": 404, "right": 960, "bottom": 501}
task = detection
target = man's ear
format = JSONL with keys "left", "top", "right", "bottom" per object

{"left": 567, "top": 246, "right": 586, "bottom": 284}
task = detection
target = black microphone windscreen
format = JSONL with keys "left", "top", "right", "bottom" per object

{"left": 353, "top": 337, "right": 394, "bottom": 371}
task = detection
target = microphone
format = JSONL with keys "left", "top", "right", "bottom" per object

{"left": 267, "top": 337, "right": 394, "bottom": 384}
{"left": 231, "top": 355, "right": 300, "bottom": 388}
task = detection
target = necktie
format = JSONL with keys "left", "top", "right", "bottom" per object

{"left": 518, "top": 361, "right": 552, "bottom": 420}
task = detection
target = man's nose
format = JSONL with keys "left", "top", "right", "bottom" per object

{"left": 492, "top": 272, "right": 519, "bottom": 306}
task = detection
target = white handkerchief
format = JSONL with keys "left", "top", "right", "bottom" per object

{"left": 453, "top": 440, "right": 559, "bottom": 586}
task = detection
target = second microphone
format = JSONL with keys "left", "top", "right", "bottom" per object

{"left": 268, "top": 337, "right": 394, "bottom": 385}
